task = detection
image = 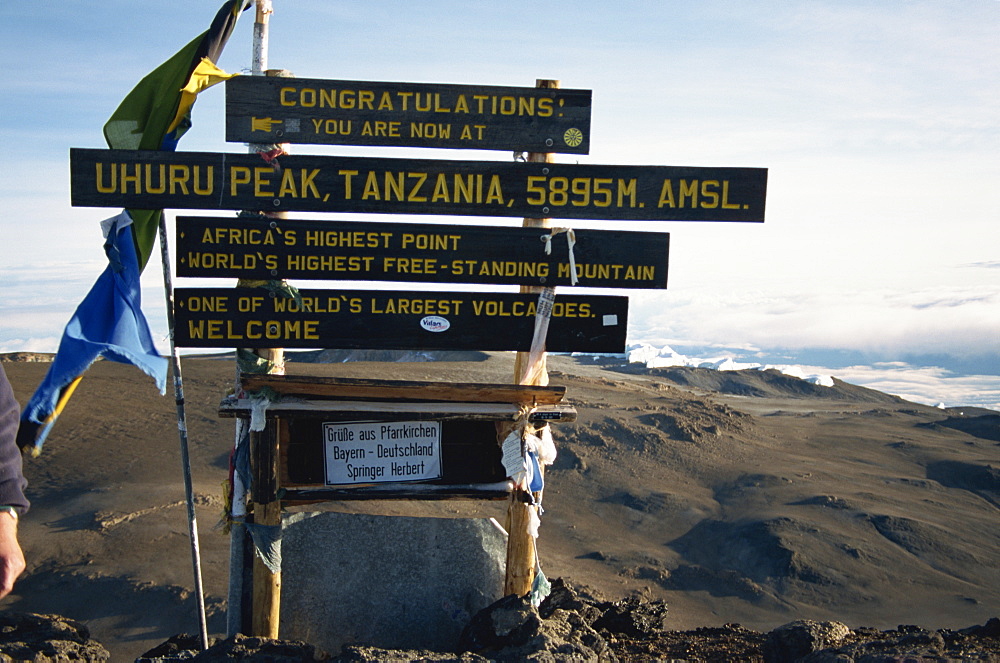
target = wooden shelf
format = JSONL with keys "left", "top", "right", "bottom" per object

{"left": 219, "top": 397, "right": 576, "bottom": 423}
{"left": 240, "top": 374, "right": 566, "bottom": 404}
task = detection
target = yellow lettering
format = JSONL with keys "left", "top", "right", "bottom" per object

{"left": 722, "top": 180, "right": 741, "bottom": 209}
{"left": 362, "top": 171, "right": 380, "bottom": 200}
{"left": 486, "top": 175, "right": 503, "bottom": 204}
{"left": 617, "top": 178, "right": 637, "bottom": 207}
{"left": 168, "top": 165, "right": 189, "bottom": 195}
{"left": 144, "top": 164, "right": 166, "bottom": 194}
{"left": 679, "top": 180, "right": 698, "bottom": 208}
{"left": 192, "top": 166, "right": 212, "bottom": 196}
{"left": 432, "top": 174, "right": 450, "bottom": 202}
{"left": 254, "top": 167, "right": 274, "bottom": 197}
{"left": 339, "top": 169, "right": 358, "bottom": 199}
{"left": 231, "top": 167, "right": 251, "bottom": 196}
{"left": 95, "top": 163, "right": 116, "bottom": 193}
{"left": 454, "top": 174, "right": 474, "bottom": 203}
{"left": 407, "top": 172, "right": 427, "bottom": 202}
{"left": 300, "top": 169, "right": 320, "bottom": 198}
{"left": 700, "top": 180, "right": 720, "bottom": 208}
{"left": 384, "top": 172, "right": 404, "bottom": 201}
{"left": 433, "top": 93, "right": 451, "bottom": 113}
{"left": 657, "top": 180, "right": 675, "bottom": 208}
{"left": 279, "top": 169, "right": 298, "bottom": 197}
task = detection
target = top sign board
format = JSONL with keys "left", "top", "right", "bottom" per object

{"left": 226, "top": 77, "right": 593, "bottom": 154}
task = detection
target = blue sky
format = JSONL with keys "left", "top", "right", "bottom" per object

{"left": 1, "top": 1, "right": 998, "bottom": 408}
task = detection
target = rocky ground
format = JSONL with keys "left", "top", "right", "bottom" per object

{"left": 4, "top": 581, "right": 1000, "bottom": 661}
{"left": 2, "top": 352, "right": 998, "bottom": 660}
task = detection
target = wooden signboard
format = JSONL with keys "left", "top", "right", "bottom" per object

{"left": 70, "top": 148, "right": 767, "bottom": 222}
{"left": 226, "top": 77, "right": 592, "bottom": 154}
{"left": 174, "top": 287, "right": 628, "bottom": 352}
{"left": 176, "top": 216, "right": 669, "bottom": 288}
{"left": 218, "top": 376, "right": 577, "bottom": 502}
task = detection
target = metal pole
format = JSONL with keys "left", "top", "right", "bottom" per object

{"left": 158, "top": 214, "right": 210, "bottom": 650}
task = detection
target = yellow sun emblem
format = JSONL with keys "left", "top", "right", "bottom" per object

{"left": 563, "top": 128, "right": 584, "bottom": 147}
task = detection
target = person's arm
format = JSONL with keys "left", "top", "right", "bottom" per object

{"left": 0, "top": 365, "right": 28, "bottom": 599}
{"left": 0, "top": 508, "right": 24, "bottom": 598}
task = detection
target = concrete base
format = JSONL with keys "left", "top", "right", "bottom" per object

{"left": 279, "top": 511, "right": 507, "bottom": 654}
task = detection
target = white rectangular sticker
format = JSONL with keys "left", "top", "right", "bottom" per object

{"left": 323, "top": 421, "right": 442, "bottom": 485}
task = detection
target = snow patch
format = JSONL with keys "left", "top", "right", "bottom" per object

{"left": 624, "top": 343, "right": 835, "bottom": 387}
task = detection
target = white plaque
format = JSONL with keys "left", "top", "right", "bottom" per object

{"left": 323, "top": 421, "right": 442, "bottom": 485}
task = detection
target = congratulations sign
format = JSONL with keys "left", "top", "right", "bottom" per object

{"left": 226, "top": 76, "right": 592, "bottom": 154}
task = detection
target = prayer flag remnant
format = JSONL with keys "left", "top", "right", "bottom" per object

{"left": 172, "top": 288, "right": 628, "bottom": 353}
{"left": 225, "top": 76, "right": 593, "bottom": 154}
{"left": 176, "top": 216, "right": 669, "bottom": 288}
{"left": 70, "top": 148, "right": 768, "bottom": 223}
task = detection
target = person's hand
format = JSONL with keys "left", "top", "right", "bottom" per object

{"left": 0, "top": 511, "right": 25, "bottom": 599}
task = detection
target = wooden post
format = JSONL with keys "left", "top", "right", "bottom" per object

{"left": 250, "top": 419, "right": 281, "bottom": 638}
{"left": 504, "top": 79, "right": 559, "bottom": 598}
{"left": 238, "top": 2, "right": 287, "bottom": 639}
{"left": 243, "top": 66, "right": 293, "bottom": 641}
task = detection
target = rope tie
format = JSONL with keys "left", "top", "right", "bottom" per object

{"left": 247, "top": 386, "right": 279, "bottom": 431}
{"left": 540, "top": 228, "right": 578, "bottom": 285}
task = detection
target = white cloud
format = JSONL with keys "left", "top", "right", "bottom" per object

{"left": 832, "top": 363, "right": 1000, "bottom": 411}
{"left": 628, "top": 278, "right": 1000, "bottom": 361}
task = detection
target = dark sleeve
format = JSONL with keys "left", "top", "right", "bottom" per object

{"left": 0, "top": 365, "right": 28, "bottom": 514}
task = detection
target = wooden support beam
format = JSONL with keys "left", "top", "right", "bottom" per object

{"left": 249, "top": 420, "right": 281, "bottom": 638}
{"left": 505, "top": 78, "right": 559, "bottom": 598}
{"left": 250, "top": 501, "right": 281, "bottom": 638}
{"left": 239, "top": 59, "right": 291, "bottom": 639}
